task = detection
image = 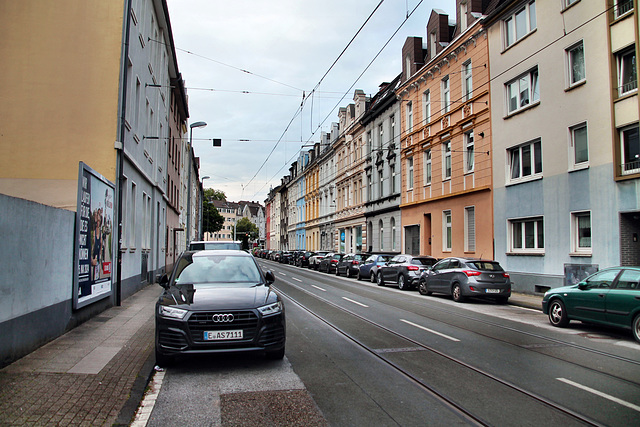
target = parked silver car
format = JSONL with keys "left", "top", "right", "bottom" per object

{"left": 376, "top": 255, "right": 437, "bottom": 290}
{"left": 419, "top": 257, "right": 511, "bottom": 303}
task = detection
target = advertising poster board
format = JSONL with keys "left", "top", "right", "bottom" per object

{"left": 73, "top": 162, "right": 115, "bottom": 309}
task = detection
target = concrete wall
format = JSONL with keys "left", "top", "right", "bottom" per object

{"left": 0, "top": 195, "right": 107, "bottom": 366}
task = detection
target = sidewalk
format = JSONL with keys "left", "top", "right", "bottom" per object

{"left": 0, "top": 284, "right": 543, "bottom": 426}
{"left": 0, "top": 284, "right": 160, "bottom": 426}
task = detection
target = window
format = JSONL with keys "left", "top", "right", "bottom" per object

{"left": 390, "top": 115, "right": 396, "bottom": 145}
{"left": 407, "top": 102, "right": 413, "bottom": 131}
{"left": 379, "top": 220, "right": 384, "bottom": 250}
{"left": 430, "top": 31, "right": 437, "bottom": 59}
{"left": 379, "top": 123, "right": 384, "bottom": 149}
{"left": 615, "top": 0, "right": 634, "bottom": 18}
{"left": 506, "top": 68, "right": 539, "bottom": 114}
{"left": 462, "top": 61, "right": 473, "bottom": 101}
{"left": 620, "top": 124, "right": 640, "bottom": 174}
{"left": 508, "top": 139, "right": 542, "bottom": 183}
{"left": 570, "top": 122, "right": 589, "bottom": 168}
{"left": 390, "top": 164, "right": 397, "bottom": 193}
{"left": 442, "top": 77, "right": 450, "bottom": 113}
{"left": 443, "top": 141, "right": 452, "bottom": 179}
{"left": 617, "top": 46, "right": 637, "bottom": 96}
{"left": 443, "top": 210, "right": 452, "bottom": 251}
{"left": 571, "top": 211, "right": 591, "bottom": 254}
{"left": 567, "top": 41, "right": 585, "bottom": 87}
{"left": 378, "top": 169, "right": 384, "bottom": 198}
{"left": 504, "top": 1, "right": 536, "bottom": 48}
{"left": 424, "top": 149, "right": 432, "bottom": 185}
{"left": 464, "top": 131, "right": 474, "bottom": 173}
{"left": 391, "top": 217, "right": 397, "bottom": 251}
{"left": 366, "top": 131, "right": 372, "bottom": 156}
{"left": 405, "top": 55, "right": 412, "bottom": 80}
{"left": 509, "top": 216, "right": 544, "bottom": 253}
{"left": 465, "top": 206, "right": 475, "bottom": 252}
{"left": 460, "top": 2, "right": 468, "bottom": 32}
{"left": 129, "top": 182, "right": 137, "bottom": 247}
{"left": 563, "top": 0, "right": 579, "bottom": 8}
{"left": 367, "top": 172, "right": 372, "bottom": 200}
{"left": 423, "top": 90, "right": 431, "bottom": 125}
{"left": 407, "top": 156, "right": 414, "bottom": 189}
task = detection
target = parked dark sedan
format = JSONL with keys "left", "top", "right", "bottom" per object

{"left": 280, "top": 251, "right": 293, "bottom": 264}
{"left": 377, "top": 254, "right": 437, "bottom": 290}
{"left": 542, "top": 266, "right": 640, "bottom": 343}
{"left": 336, "top": 253, "right": 367, "bottom": 278}
{"left": 318, "top": 253, "right": 344, "bottom": 274}
{"left": 419, "top": 257, "right": 511, "bottom": 303}
{"left": 296, "top": 251, "right": 315, "bottom": 268}
{"left": 357, "top": 254, "right": 393, "bottom": 282}
{"left": 155, "top": 250, "right": 285, "bottom": 366}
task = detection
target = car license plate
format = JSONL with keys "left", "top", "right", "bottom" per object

{"left": 485, "top": 289, "right": 500, "bottom": 294}
{"left": 204, "top": 330, "right": 243, "bottom": 341}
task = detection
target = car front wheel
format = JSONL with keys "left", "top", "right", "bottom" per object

{"left": 452, "top": 284, "right": 465, "bottom": 302}
{"left": 370, "top": 272, "right": 376, "bottom": 283}
{"left": 398, "top": 275, "right": 407, "bottom": 290}
{"left": 377, "top": 273, "right": 385, "bottom": 287}
{"left": 418, "top": 280, "right": 432, "bottom": 296}
{"left": 632, "top": 314, "right": 640, "bottom": 343}
{"left": 548, "top": 299, "right": 569, "bottom": 327}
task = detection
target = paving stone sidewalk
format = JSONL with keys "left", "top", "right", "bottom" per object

{"left": 0, "top": 285, "right": 160, "bottom": 426}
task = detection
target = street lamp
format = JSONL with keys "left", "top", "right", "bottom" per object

{"left": 200, "top": 176, "right": 210, "bottom": 241}
{"left": 186, "top": 121, "right": 207, "bottom": 247}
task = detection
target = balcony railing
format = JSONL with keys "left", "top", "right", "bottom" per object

{"left": 621, "top": 159, "right": 640, "bottom": 175}
{"left": 615, "top": 0, "right": 634, "bottom": 18}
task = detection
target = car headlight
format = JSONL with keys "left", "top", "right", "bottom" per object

{"left": 258, "top": 301, "right": 283, "bottom": 316}
{"left": 158, "top": 305, "right": 188, "bottom": 319}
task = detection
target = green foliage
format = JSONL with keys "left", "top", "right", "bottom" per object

{"left": 235, "top": 217, "right": 259, "bottom": 240}
{"left": 203, "top": 202, "right": 224, "bottom": 234}
{"left": 204, "top": 188, "right": 226, "bottom": 201}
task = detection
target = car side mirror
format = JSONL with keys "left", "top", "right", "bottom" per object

{"left": 158, "top": 274, "right": 170, "bottom": 288}
{"left": 265, "top": 270, "right": 275, "bottom": 286}
{"left": 577, "top": 282, "right": 588, "bottom": 290}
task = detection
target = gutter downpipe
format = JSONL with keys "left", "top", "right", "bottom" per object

{"left": 115, "top": 0, "right": 133, "bottom": 306}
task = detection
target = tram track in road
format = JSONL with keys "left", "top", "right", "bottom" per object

{"left": 273, "top": 280, "right": 605, "bottom": 427}
{"left": 260, "top": 260, "right": 640, "bottom": 390}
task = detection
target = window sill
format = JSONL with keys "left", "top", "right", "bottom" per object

{"left": 565, "top": 80, "right": 586, "bottom": 92}
{"left": 505, "top": 175, "right": 543, "bottom": 187}
{"left": 504, "top": 100, "right": 540, "bottom": 120}
{"left": 561, "top": 0, "right": 580, "bottom": 13}
{"left": 506, "top": 251, "right": 545, "bottom": 256}
{"left": 569, "top": 163, "right": 589, "bottom": 173}
{"left": 569, "top": 251, "right": 592, "bottom": 257}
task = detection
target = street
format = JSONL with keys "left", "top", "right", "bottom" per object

{"left": 142, "top": 260, "right": 640, "bottom": 426}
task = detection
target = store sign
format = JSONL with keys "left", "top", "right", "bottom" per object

{"left": 73, "top": 162, "right": 115, "bottom": 309}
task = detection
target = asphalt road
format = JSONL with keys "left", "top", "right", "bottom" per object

{"left": 142, "top": 259, "right": 640, "bottom": 426}
{"left": 263, "top": 260, "right": 640, "bottom": 426}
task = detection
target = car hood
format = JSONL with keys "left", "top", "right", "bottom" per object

{"left": 544, "top": 284, "right": 580, "bottom": 297}
{"left": 158, "top": 284, "right": 273, "bottom": 310}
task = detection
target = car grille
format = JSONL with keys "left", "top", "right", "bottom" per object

{"left": 188, "top": 311, "right": 259, "bottom": 343}
{"left": 158, "top": 329, "right": 188, "bottom": 350}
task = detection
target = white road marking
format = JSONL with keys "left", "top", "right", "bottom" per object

{"left": 278, "top": 272, "right": 286, "bottom": 276}
{"left": 400, "top": 319, "right": 460, "bottom": 342}
{"left": 292, "top": 277, "right": 302, "bottom": 282}
{"left": 342, "top": 297, "right": 369, "bottom": 308}
{"left": 311, "top": 285, "right": 326, "bottom": 292}
{"left": 557, "top": 378, "right": 640, "bottom": 412}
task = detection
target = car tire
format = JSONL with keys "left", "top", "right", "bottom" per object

{"left": 633, "top": 314, "right": 640, "bottom": 343}
{"left": 451, "top": 284, "right": 465, "bottom": 302}
{"left": 548, "top": 299, "right": 569, "bottom": 327}
{"left": 377, "top": 273, "right": 385, "bottom": 287}
{"left": 418, "top": 280, "right": 432, "bottom": 296}
{"left": 357, "top": 271, "right": 362, "bottom": 281}
{"left": 335, "top": 267, "right": 340, "bottom": 276}
{"left": 266, "top": 347, "right": 285, "bottom": 360}
{"left": 370, "top": 272, "right": 376, "bottom": 283}
{"left": 398, "top": 275, "right": 407, "bottom": 291}
{"left": 346, "top": 268, "right": 352, "bottom": 278}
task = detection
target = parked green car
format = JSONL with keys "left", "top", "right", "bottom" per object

{"left": 542, "top": 267, "right": 640, "bottom": 343}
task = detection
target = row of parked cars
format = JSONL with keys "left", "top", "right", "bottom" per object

{"left": 257, "top": 249, "right": 640, "bottom": 343}
{"left": 257, "top": 249, "right": 513, "bottom": 304}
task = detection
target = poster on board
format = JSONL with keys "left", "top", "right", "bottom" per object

{"left": 73, "top": 162, "right": 115, "bottom": 309}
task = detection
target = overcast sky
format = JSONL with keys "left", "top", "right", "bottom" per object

{"left": 165, "top": 0, "right": 456, "bottom": 203}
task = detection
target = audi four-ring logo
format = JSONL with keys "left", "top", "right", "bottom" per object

{"left": 212, "top": 314, "right": 234, "bottom": 323}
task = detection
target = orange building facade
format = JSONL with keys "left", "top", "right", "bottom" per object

{"left": 398, "top": 10, "right": 493, "bottom": 259}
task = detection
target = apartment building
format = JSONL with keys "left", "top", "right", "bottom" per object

{"left": 210, "top": 200, "right": 240, "bottom": 241}
{"left": 305, "top": 144, "right": 322, "bottom": 250}
{"left": 487, "top": 0, "right": 640, "bottom": 292}
{"left": 362, "top": 75, "right": 403, "bottom": 254}
{"left": 334, "top": 91, "right": 370, "bottom": 253}
{"left": 398, "top": 4, "right": 493, "bottom": 258}
{"left": 317, "top": 129, "right": 338, "bottom": 251}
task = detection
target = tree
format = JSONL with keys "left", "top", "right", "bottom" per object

{"left": 235, "top": 217, "right": 259, "bottom": 240}
{"left": 203, "top": 201, "right": 224, "bottom": 235}
{"left": 204, "top": 188, "right": 226, "bottom": 201}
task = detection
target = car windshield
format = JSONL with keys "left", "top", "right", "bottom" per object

{"left": 173, "top": 254, "right": 262, "bottom": 286}
{"left": 468, "top": 261, "right": 504, "bottom": 272}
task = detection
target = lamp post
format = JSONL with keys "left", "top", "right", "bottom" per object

{"left": 200, "top": 176, "right": 210, "bottom": 241}
{"left": 186, "top": 121, "right": 207, "bottom": 247}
